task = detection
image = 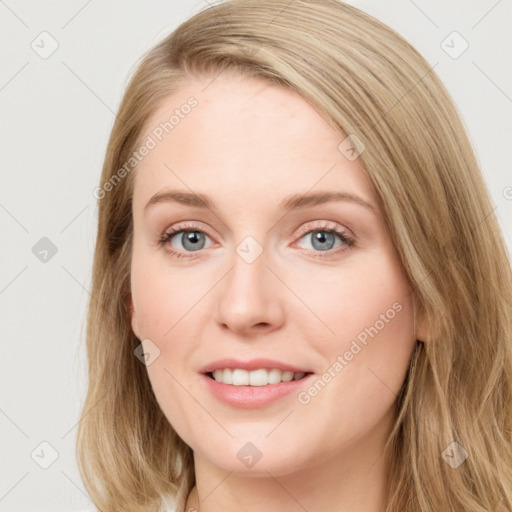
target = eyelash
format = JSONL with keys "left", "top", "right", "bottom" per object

{"left": 157, "top": 221, "right": 355, "bottom": 260}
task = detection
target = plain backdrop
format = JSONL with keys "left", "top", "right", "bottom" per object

{"left": 1, "top": 1, "right": 511, "bottom": 511}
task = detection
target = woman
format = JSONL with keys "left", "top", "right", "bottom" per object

{"left": 77, "top": 1, "right": 512, "bottom": 511}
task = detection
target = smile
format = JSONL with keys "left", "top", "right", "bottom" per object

{"left": 208, "top": 368, "right": 308, "bottom": 386}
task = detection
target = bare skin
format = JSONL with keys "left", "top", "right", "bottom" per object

{"left": 129, "top": 70, "right": 427, "bottom": 512}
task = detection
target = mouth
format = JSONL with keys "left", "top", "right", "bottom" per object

{"left": 199, "top": 358, "right": 314, "bottom": 408}
{"left": 205, "top": 368, "right": 312, "bottom": 386}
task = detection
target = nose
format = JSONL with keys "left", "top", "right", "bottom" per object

{"left": 214, "top": 244, "right": 285, "bottom": 337}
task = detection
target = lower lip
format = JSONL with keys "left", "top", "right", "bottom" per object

{"left": 201, "top": 373, "right": 313, "bottom": 409}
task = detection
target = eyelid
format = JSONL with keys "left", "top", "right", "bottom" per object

{"left": 160, "top": 220, "right": 350, "bottom": 242}
{"left": 161, "top": 221, "right": 214, "bottom": 237}
{"left": 158, "top": 219, "right": 355, "bottom": 259}
{"left": 293, "top": 219, "right": 352, "bottom": 238}
{"left": 160, "top": 221, "right": 216, "bottom": 245}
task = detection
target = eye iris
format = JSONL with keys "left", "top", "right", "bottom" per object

{"left": 181, "top": 231, "right": 205, "bottom": 251}
{"left": 311, "top": 231, "right": 335, "bottom": 251}
{"left": 169, "top": 228, "right": 343, "bottom": 254}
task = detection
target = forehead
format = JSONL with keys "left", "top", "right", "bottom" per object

{"left": 132, "top": 71, "right": 378, "bottom": 213}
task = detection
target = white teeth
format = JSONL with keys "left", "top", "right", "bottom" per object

{"left": 223, "top": 368, "right": 233, "bottom": 384}
{"left": 281, "top": 371, "right": 294, "bottom": 382}
{"left": 249, "top": 369, "right": 268, "bottom": 386}
{"left": 210, "top": 368, "right": 307, "bottom": 386}
{"left": 232, "top": 369, "right": 249, "bottom": 385}
{"left": 268, "top": 368, "right": 282, "bottom": 385}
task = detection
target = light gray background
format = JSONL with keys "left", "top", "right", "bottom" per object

{"left": 1, "top": 1, "right": 511, "bottom": 511}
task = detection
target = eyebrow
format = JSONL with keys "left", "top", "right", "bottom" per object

{"left": 143, "top": 189, "right": 377, "bottom": 215}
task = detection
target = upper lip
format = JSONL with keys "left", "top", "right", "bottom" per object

{"left": 199, "top": 358, "right": 312, "bottom": 374}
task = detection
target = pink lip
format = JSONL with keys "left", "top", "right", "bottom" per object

{"left": 201, "top": 373, "right": 314, "bottom": 409}
{"left": 199, "top": 358, "right": 311, "bottom": 374}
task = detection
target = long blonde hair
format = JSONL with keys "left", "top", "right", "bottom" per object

{"left": 76, "top": 1, "right": 512, "bottom": 510}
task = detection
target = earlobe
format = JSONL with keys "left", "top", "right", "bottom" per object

{"left": 411, "top": 291, "right": 432, "bottom": 343}
{"left": 128, "top": 298, "right": 141, "bottom": 340}
{"left": 416, "top": 321, "right": 428, "bottom": 343}
{"left": 415, "top": 307, "right": 431, "bottom": 343}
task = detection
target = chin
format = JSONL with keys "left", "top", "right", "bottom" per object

{"left": 207, "top": 451, "right": 306, "bottom": 477}
{"left": 190, "top": 430, "right": 313, "bottom": 477}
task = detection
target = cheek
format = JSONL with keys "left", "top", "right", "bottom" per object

{"left": 288, "top": 259, "right": 416, "bottom": 452}
{"left": 334, "top": 268, "right": 413, "bottom": 354}
{"left": 298, "top": 249, "right": 416, "bottom": 391}
{"left": 130, "top": 247, "right": 208, "bottom": 432}
{"left": 292, "top": 250, "right": 413, "bottom": 344}
{"left": 130, "top": 245, "right": 200, "bottom": 338}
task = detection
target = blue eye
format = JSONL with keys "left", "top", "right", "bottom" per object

{"left": 159, "top": 226, "right": 212, "bottom": 258}
{"left": 171, "top": 231, "right": 208, "bottom": 251}
{"left": 292, "top": 223, "right": 354, "bottom": 260}
{"left": 298, "top": 228, "right": 352, "bottom": 252}
{"left": 158, "top": 222, "right": 354, "bottom": 260}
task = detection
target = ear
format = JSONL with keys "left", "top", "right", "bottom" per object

{"left": 415, "top": 306, "right": 433, "bottom": 343}
{"left": 128, "top": 296, "right": 142, "bottom": 340}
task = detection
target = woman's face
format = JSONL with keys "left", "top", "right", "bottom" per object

{"left": 130, "top": 70, "right": 422, "bottom": 476}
